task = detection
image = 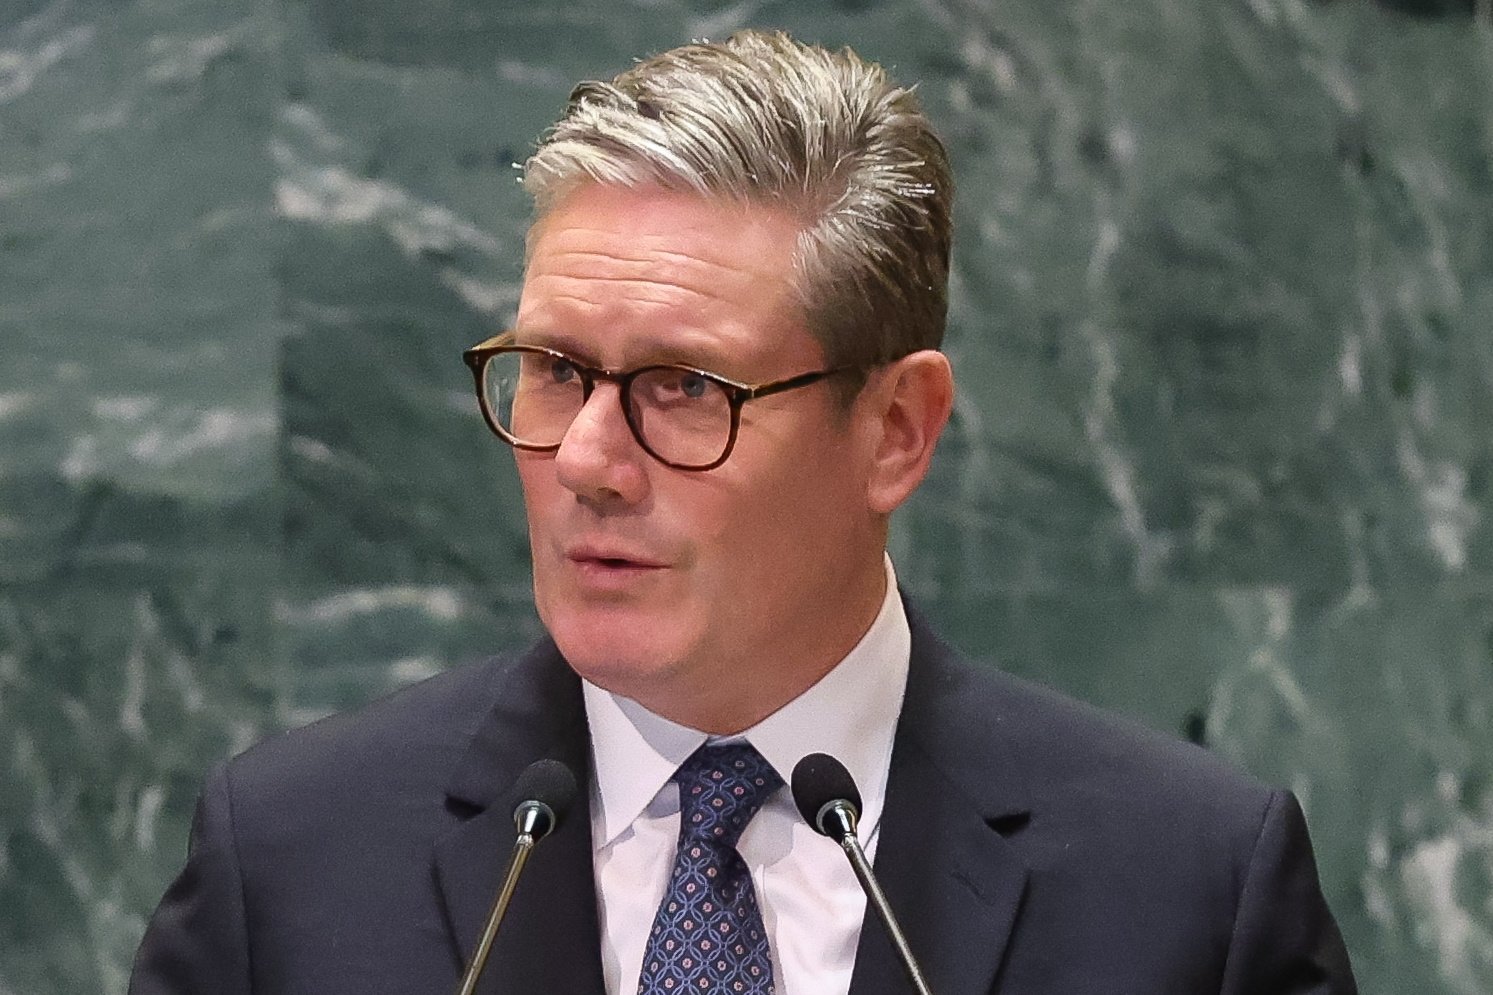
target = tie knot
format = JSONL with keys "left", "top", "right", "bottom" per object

{"left": 673, "top": 743, "right": 783, "bottom": 847}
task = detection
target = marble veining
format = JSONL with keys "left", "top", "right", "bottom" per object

{"left": 2, "top": 0, "right": 1490, "bottom": 991}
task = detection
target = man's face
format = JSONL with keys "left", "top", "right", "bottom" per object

{"left": 513, "top": 183, "right": 889, "bottom": 732}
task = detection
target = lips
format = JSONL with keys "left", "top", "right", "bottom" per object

{"left": 564, "top": 543, "right": 669, "bottom": 571}
{"left": 562, "top": 544, "right": 669, "bottom": 593}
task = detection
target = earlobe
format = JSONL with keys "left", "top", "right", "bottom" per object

{"left": 864, "top": 351, "right": 954, "bottom": 515}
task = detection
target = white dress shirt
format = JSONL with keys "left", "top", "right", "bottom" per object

{"left": 582, "top": 557, "right": 911, "bottom": 995}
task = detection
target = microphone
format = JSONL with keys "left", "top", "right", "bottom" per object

{"left": 792, "top": 753, "right": 933, "bottom": 995}
{"left": 455, "top": 759, "right": 579, "bottom": 995}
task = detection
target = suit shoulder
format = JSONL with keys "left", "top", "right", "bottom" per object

{"left": 221, "top": 651, "right": 526, "bottom": 806}
{"left": 911, "top": 627, "right": 1274, "bottom": 823}
{"left": 1021, "top": 669, "right": 1260, "bottom": 795}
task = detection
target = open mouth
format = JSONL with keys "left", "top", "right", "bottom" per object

{"left": 563, "top": 541, "right": 668, "bottom": 580}
{"left": 568, "top": 551, "right": 665, "bottom": 573}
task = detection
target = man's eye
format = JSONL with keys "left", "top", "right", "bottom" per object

{"left": 656, "top": 371, "right": 713, "bottom": 401}
{"left": 639, "top": 369, "right": 718, "bottom": 408}
{"left": 548, "top": 359, "right": 578, "bottom": 384}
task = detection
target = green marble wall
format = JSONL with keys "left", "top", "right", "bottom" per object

{"left": 3, "top": 1, "right": 1490, "bottom": 991}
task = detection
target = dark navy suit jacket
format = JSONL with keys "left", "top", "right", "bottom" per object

{"left": 130, "top": 604, "right": 1357, "bottom": 993}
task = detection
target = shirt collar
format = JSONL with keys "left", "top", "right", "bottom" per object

{"left": 583, "top": 556, "right": 911, "bottom": 846}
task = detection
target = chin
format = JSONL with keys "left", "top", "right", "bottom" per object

{"left": 541, "top": 601, "right": 694, "bottom": 695}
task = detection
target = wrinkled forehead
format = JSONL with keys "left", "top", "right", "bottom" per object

{"left": 523, "top": 176, "right": 811, "bottom": 262}
{"left": 514, "top": 183, "right": 821, "bottom": 372}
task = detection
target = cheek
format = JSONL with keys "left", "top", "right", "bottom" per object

{"left": 514, "top": 458, "right": 562, "bottom": 557}
{"left": 703, "top": 442, "right": 863, "bottom": 570}
{"left": 514, "top": 453, "right": 553, "bottom": 505}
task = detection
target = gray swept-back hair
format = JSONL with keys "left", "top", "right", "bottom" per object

{"left": 523, "top": 30, "right": 952, "bottom": 384}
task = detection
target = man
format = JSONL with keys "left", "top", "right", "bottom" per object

{"left": 131, "top": 30, "right": 1357, "bottom": 994}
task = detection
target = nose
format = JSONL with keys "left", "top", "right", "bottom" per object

{"left": 553, "top": 383, "right": 650, "bottom": 507}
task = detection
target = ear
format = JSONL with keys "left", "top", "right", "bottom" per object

{"left": 860, "top": 350, "right": 954, "bottom": 515}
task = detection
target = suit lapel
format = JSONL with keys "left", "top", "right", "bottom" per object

{"left": 432, "top": 604, "right": 1029, "bottom": 995}
{"left": 848, "top": 606, "right": 1032, "bottom": 995}
{"left": 433, "top": 640, "right": 606, "bottom": 994}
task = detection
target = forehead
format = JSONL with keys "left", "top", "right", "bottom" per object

{"left": 517, "top": 184, "right": 816, "bottom": 369}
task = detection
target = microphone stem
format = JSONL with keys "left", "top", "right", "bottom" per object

{"left": 838, "top": 834, "right": 934, "bottom": 995}
{"left": 455, "top": 832, "right": 536, "bottom": 995}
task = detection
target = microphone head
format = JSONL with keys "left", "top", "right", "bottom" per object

{"left": 511, "top": 759, "right": 579, "bottom": 839}
{"left": 791, "top": 753, "right": 863, "bottom": 840}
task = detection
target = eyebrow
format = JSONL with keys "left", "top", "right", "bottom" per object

{"left": 509, "top": 329, "right": 739, "bottom": 376}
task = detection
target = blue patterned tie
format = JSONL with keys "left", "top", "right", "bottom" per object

{"left": 637, "top": 742, "right": 784, "bottom": 994}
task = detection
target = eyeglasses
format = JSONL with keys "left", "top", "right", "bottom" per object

{"left": 462, "top": 333, "right": 854, "bottom": 471}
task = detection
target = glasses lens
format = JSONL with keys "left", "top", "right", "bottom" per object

{"left": 483, "top": 350, "right": 584, "bottom": 447}
{"left": 628, "top": 367, "right": 733, "bottom": 468}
